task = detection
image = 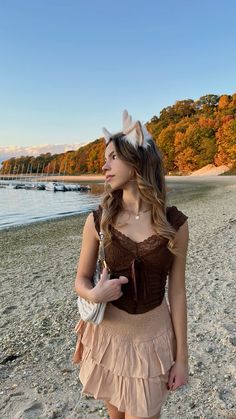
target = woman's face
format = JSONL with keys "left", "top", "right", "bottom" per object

{"left": 102, "top": 141, "right": 133, "bottom": 190}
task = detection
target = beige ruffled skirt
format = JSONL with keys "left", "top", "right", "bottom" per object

{"left": 73, "top": 297, "right": 176, "bottom": 418}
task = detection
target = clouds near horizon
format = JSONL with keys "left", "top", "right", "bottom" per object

{"left": 0, "top": 143, "right": 84, "bottom": 163}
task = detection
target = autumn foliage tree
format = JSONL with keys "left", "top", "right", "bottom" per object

{"left": 215, "top": 119, "right": 236, "bottom": 166}
{"left": 1, "top": 93, "right": 236, "bottom": 175}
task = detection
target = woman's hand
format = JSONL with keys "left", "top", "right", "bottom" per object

{"left": 90, "top": 267, "right": 129, "bottom": 303}
{"left": 167, "top": 360, "right": 189, "bottom": 391}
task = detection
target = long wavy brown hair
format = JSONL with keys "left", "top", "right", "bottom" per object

{"left": 100, "top": 133, "right": 180, "bottom": 255}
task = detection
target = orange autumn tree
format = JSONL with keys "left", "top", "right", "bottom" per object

{"left": 156, "top": 125, "right": 176, "bottom": 173}
{"left": 174, "top": 123, "right": 216, "bottom": 173}
{"left": 1, "top": 93, "right": 236, "bottom": 175}
{"left": 215, "top": 119, "right": 236, "bottom": 167}
{"left": 175, "top": 147, "right": 198, "bottom": 174}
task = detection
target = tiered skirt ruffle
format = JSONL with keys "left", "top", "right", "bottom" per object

{"left": 73, "top": 298, "right": 176, "bottom": 417}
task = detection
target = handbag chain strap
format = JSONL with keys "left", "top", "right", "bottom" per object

{"left": 98, "top": 231, "right": 108, "bottom": 269}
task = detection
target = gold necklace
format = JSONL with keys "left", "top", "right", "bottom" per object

{"left": 123, "top": 208, "right": 151, "bottom": 220}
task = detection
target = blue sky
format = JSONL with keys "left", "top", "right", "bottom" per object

{"left": 0, "top": 0, "right": 236, "bottom": 150}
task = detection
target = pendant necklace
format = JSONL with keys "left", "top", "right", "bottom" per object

{"left": 134, "top": 209, "right": 151, "bottom": 220}
{"left": 123, "top": 208, "right": 151, "bottom": 220}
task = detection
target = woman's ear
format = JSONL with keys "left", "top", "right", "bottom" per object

{"left": 128, "top": 168, "right": 137, "bottom": 181}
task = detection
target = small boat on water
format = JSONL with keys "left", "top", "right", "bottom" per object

{"left": 64, "top": 184, "right": 91, "bottom": 191}
{"left": 23, "top": 182, "right": 37, "bottom": 190}
{"left": 1, "top": 180, "right": 91, "bottom": 192}
{"left": 81, "top": 184, "right": 91, "bottom": 191}
{"left": 64, "top": 184, "right": 81, "bottom": 191}
{"left": 35, "top": 183, "right": 46, "bottom": 190}
{"left": 23, "top": 182, "right": 46, "bottom": 190}
{"left": 15, "top": 183, "right": 27, "bottom": 189}
{"left": 45, "top": 182, "right": 66, "bottom": 192}
{"left": 6, "top": 183, "right": 22, "bottom": 189}
{"left": 31, "top": 183, "right": 46, "bottom": 190}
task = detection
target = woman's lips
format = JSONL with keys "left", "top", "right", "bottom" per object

{"left": 106, "top": 175, "right": 114, "bottom": 182}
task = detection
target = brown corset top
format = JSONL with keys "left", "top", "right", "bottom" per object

{"left": 93, "top": 205, "right": 188, "bottom": 314}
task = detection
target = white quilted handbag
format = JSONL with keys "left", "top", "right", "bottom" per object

{"left": 77, "top": 230, "right": 108, "bottom": 324}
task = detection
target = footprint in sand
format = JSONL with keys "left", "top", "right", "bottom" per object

{"left": 13, "top": 401, "right": 44, "bottom": 419}
{"left": 2, "top": 305, "right": 18, "bottom": 314}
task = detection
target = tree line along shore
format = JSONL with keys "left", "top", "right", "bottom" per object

{"left": 1, "top": 93, "right": 236, "bottom": 178}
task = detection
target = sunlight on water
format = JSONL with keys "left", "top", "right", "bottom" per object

{"left": 0, "top": 184, "right": 104, "bottom": 229}
{"left": 0, "top": 177, "right": 230, "bottom": 230}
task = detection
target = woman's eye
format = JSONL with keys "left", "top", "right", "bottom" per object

{"left": 112, "top": 154, "right": 117, "bottom": 159}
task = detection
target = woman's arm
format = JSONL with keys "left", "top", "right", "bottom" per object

{"left": 75, "top": 212, "right": 128, "bottom": 303}
{"left": 167, "top": 220, "right": 189, "bottom": 389}
{"left": 75, "top": 212, "right": 99, "bottom": 301}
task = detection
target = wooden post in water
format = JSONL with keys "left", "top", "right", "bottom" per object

{"left": 46, "top": 162, "right": 50, "bottom": 182}
{"left": 41, "top": 162, "right": 45, "bottom": 182}
{"left": 20, "top": 163, "right": 25, "bottom": 183}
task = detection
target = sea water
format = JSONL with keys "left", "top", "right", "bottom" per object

{"left": 0, "top": 177, "right": 231, "bottom": 230}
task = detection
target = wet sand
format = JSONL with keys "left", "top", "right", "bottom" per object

{"left": 0, "top": 180, "right": 236, "bottom": 418}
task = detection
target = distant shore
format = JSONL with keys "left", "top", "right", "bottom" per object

{"left": 0, "top": 174, "right": 105, "bottom": 183}
{"left": 1, "top": 173, "right": 236, "bottom": 184}
{"left": 0, "top": 161, "right": 233, "bottom": 183}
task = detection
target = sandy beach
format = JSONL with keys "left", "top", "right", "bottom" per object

{"left": 0, "top": 179, "right": 236, "bottom": 418}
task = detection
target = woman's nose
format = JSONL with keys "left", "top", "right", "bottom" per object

{"left": 102, "top": 161, "right": 110, "bottom": 171}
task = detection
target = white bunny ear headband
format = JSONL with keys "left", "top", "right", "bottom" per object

{"left": 102, "top": 110, "right": 152, "bottom": 149}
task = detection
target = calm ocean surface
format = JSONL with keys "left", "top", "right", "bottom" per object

{"left": 0, "top": 182, "right": 104, "bottom": 230}
{"left": 0, "top": 178, "right": 226, "bottom": 230}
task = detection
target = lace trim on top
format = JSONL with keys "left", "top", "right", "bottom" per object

{"left": 92, "top": 205, "right": 188, "bottom": 257}
{"left": 110, "top": 225, "right": 166, "bottom": 257}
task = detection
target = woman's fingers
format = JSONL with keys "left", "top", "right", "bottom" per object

{"left": 167, "top": 368, "right": 175, "bottom": 390}
{"left": 171, "top": 378, "right": 187, "bottom": 390}
{"left": 100, "top": 267, "right": 110, "bottom": 281}
{"left": 167, "top": 361, "right": 188, "bottom": 391}
{"left": 95, "top": 271, "right": 128, "bottom": 302}
{"left": 167, "top": 369, "right": 188, "bottom": 391}
{"left": 118, "top": 275, "right": 129, "bottom": 284}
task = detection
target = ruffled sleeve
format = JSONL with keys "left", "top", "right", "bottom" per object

{"left": 167, "top": 205, "right": 188, "bottom": 231}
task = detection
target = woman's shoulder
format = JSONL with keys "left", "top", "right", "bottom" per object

{"left": 89, "top": 205, "right": 102, "bottom": 234}
{"left": 166, "top": 205, "right": 188, "bottom": 231}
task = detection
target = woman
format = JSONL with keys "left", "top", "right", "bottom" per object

{"left": 74, "top": 110, "right": 189, "bottom": 419}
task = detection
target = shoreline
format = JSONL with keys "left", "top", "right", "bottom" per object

{"left": 0, "top": 211, "right": 90, "bottom": 233}
{"left": 0, "top": 182, "right": 236, "bottom": 418}
{"left": 166, "top": 175, "right": 236, "bottom": 184}
{"left": 1, "top": 174, "right": 236, "bottom": 184}
{"left": 0, "top": 177, "right": 236, "bottom": 233}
